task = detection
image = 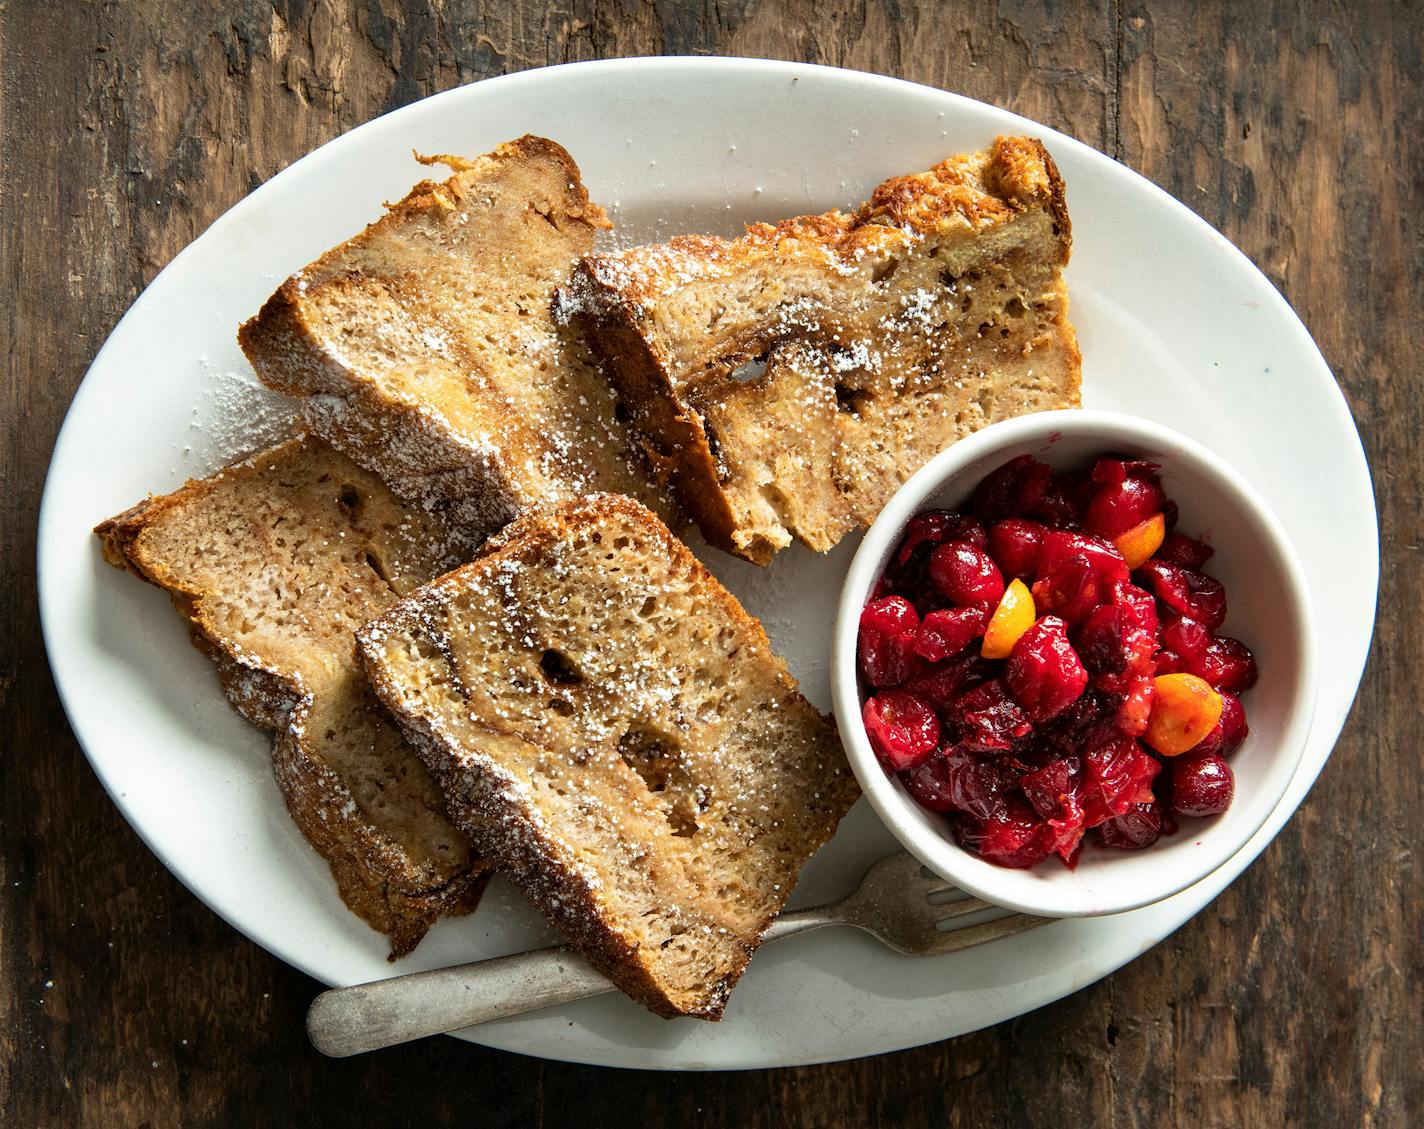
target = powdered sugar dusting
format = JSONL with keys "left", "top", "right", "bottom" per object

{"left": 568, "top": 136, "right": 1079, "bottom": 565}
{"left": 181, "top": 357, "right": 296, "bottom": 472}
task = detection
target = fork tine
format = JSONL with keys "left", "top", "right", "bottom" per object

{"left": 925, "top": 886, "right": 975, "bottom": 904}
{"left": 930, "top": 895, "right": 1001, "bottom": 923}
{"left": 924, "top": 912, "right": 1046, "bottom": 955}
{"left": 834, "top": 850, "right": 1052, "bottom": 956}
{"left": 915, "top": 863, "right": 962, "bottom": 898}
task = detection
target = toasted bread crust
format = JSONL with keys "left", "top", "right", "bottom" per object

{"left": 239, "top": 135, "right": 677, "bottom": 540}
{"left": 564, "top": 135, "right": 1081, "bottom": 564}
{"left": 359, "top": 494, "right": 858, "bottom": 1017}
{"left": 565, "top": 312, "right": 745, "bottom": 556}
{"left": 96, "top": 437, "right": 490, "bottom": 957}
{"left": 358, "top": 637, "right": 714, "bottom": 1017}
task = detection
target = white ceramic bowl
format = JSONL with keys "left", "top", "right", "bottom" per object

{"left": 831, "top": 410, "right": 1318, "bottom": 918}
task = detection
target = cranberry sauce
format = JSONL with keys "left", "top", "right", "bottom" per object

{"left": 858, "top": 453, "right": 1256, "bottom": 869}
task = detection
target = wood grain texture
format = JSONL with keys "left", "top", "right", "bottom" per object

{"left": 1, "top": 1, "right": 1416, "bottom": 1125}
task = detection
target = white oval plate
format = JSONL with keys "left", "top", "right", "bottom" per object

{"left": 38, "top": 58, "right": 1376, "bottom": 1070}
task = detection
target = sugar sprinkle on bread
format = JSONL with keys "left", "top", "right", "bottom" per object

{"left": 240, "top": 135, "right": 678, "bottom": 539}
{"left": 95, "top": 434, "right": 490, "bottom": 957}
{"left": 561, "top": 135, "right": 1080, "bottom": 564}
{"left": 358, "top": 494, "right": 859, "bottom": 1017}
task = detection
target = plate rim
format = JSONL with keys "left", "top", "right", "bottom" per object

{"left": 37, "top": 55, "right": 1380, "bottom": 1070}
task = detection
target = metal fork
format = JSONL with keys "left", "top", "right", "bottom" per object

{"left": 307, "top": 851, "right": 1047, "bottom": 1057}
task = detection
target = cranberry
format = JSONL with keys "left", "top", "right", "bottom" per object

{"left": 1091, "top": 456, "right": 1161, "bottom": 485}
{"left": 1192, "top": 692, "right": 1248, "bottom": 758}
{"left": 929, "top": 541, "right": 1005, "bottom": 607}
{"left": 1077, "top": 583, "right": 1158, "bottom": 735}
{"left": 1035, "top": 530, "right": 1130, "bottom": 586}
{"left": 1075, "top": 603, "right": 1123, "bottom": 675}
{"left": 1020, "top": 757, "right": 1078, "bottom": 820}
{"left": 1083, "top": 475, "right": 1165, "bottom": 539}
{"left": 1154, "top": 649, "right": 1191, "bottom": 675}
{"left": 1136, "top": 560, "right": 1227, "bottom": 630}
{"left": 862, "top": 690, "right": 940, "bottom": 771}
{"left": 988, "top": 518, "right": 1047, "bottom": 581}
{"left": 1032, "top": 556, "right": 1102, "bottom": 627}
{"left": 861, "top": 595, "right": 919, "bottom": 638}
{"left": 954, "top": 796, "right": 1054, "bottom": 869}
{"left": 1170, "top": 753, "right": 1234, "bottom": 817}
{"left": 894, "top": 511, "right": 987, "bottom": 569}
{"left": 1019, "top": 768, "right": 1082, "bottom": 859}
{"left": 903, "top": 749, "right": 1008, "bottom": 818}
{"left": 949, "top": 679, "right": 1032, "bottom": 752}
{"left": 899, "top": 751, "right": 957, "bottom": 811}
{"left": 1098, "top": 803, "right": 1165, "bottom": 850}
{"left": 858, "top": 596, "right": 920, "bottom": 688}
{"left": 913, "top": 606, "right": 989, "bottom": 662}
{"left": 971, "top": 455, "right": 1037, "bottom": 523}
{"left": 1157, "top": 532, "right": 1215, "bottom": 570}
{"left": 1005, "top": 616, "right": 1089, "bottom": 721}
{"left": 1044, "top": 792, "right": 1088, "bottom": 862}
{"left": 1032, "top": 470, "right": 1093, "bottom": 528}
{"left": 1077, "top": 585, "right": 1157, "bottom": 676}
{"left": 1078, "top": 730, "right": 1159, "bottom": 825}
{"left": 1195, "top": 636, "right": 1258, "bottom": 692}
{"left": 972, "top": 455, "right": 1093, "bottom": 527}
{"left": 1012, "top": 459, "right": 1055, "bottom": 516}
{"left": 1115, "top": 672, "right": 1156, "bottom": 739}
{"left": 1033, "top": 532, "right": 1130, "bottom": 628}
{"left": 1160, "top": 614, "right": 1211, "bottom": 666}
{"left": 1025, "top": 689, "right": 1103, "bottom": 760}
{"left": 899, "top": 752, "right": 951, "bottom": 811}
{"left": 1115, "top": 582, "right": 1159, "bottom": 651}
{"left": 883, "top": 514, "right": 986, "bottom": 614}
{"left": 904, "top": 652, "right": 990, "bottom": 712}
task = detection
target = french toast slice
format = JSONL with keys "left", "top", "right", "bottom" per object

{"left": 357, "top": 494, "right": 859, "bottom": 1018}
{"left": 239, "top": 135, "right": 677, "bottom": 538}
{"left": 560, "top": 135, "right": 1081, "bottom": 564}
{"left": 96, "top": 435, "right": 489, "bottom": 957}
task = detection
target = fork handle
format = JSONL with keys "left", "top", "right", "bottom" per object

{"left": 308, "top": 907, "right": 836, "bottom": 1057}
{"left": 307, "top": 944, "right": 613, "bottom": 1057}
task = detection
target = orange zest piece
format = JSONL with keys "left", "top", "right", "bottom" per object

{"left": 981, "top": 579, "right": 1036, "bottom": 660}
{"left": 1144, "top": 673, "right": 1224, "bottom": 756}
{"left": 1114, "top": 512, "right": 1167, "bottom": 570}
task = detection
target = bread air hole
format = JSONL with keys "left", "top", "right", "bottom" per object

{"left": 617, "top": 726, "right": 673, "bottom": 791}
{"left": 617, "top": 726, "right": 702, "bottom": 838}
{"left": 337, "top": 483, "right": 361, "bottom": 509}
{"left": 728, "top": 355, "right": 768, "bottom": 385}
{"left": 538, "top": 648, "right": 583, "bottom": 685}
{"left": 872, "top": 257, "right": 900, "bottom": 284}
{"left": 364, "top": 551, "right": 391, "bottom": 584}
{"left": 834, "top": 382, "right": 872, "bottom": 417}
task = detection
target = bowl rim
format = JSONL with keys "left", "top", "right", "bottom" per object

{"left": 830, "top": 408, "right": 1319, "bottom": 918}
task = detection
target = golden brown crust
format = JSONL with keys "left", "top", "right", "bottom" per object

{"left": 271, "top": 711, "right": 489, "bottom": 959}
{"left": 238, "top": 135, "right": 675, "bottom": 540}
{"left": 358, "top": 494, "right": 857, "bottom": 1017}
{"left": 565, "top": 135, "right": 1080, "bottom": 564}
{"left": 95, "top": 436, "right": 491, "bottom": 958}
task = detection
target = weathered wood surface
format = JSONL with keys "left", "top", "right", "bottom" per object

{"left": 1, "top": 2, "right": 1417, "bottom": 1125}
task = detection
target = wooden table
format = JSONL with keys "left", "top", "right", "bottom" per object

{"left": 3, "top": 3, "right": 1417, "bottom": 1124}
